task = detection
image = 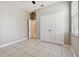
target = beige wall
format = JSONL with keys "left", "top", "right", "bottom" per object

{"left": 36, "top": 1, "right": 70, "bottom": 45}
{"left": 0, "top": 2, "right": 29, "bottom": 46}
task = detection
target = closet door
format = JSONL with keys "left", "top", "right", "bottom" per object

{"left": 40, "top": 15, "right": 51, "bottom": 42}
{"left": 40, "top": 11, "right": 64, "bottom": 44}
{"left": 50, "top": 11, "right": 64, "bottom": 44}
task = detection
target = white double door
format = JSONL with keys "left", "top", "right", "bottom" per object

{"left": 40, "top": 11, "right": 64, "bottom": 44}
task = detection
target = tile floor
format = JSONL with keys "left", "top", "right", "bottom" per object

{"left": 0, "top": 39, "right": 73, "bottom": 57}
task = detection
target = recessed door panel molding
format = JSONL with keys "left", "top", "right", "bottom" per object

{"left": 40, "top": 11, "right": 65, "bottom": 44}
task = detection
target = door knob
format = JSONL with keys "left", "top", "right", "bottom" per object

{"left": 49, "top": 30, "right": 52, "bottom": 31}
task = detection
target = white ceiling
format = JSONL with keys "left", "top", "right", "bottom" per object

{"left": 0, "top": 1, "right": 58, "bottom": 12}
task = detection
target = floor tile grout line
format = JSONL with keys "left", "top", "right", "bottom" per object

{"left": 0, "top": 41, "right": 61, "bottom": 57}
{"left": 47, "top": 47, "right": 53, "bottom": 57}
{"left": 61, "top": 45, "right": 62, "bottom": 57}
{"left": 0, "top": 39, "right": 73, "bottom": 57}
{"left": 0, "top": 43, "right": 32, "bottom": 57}
{"left": 5, "top": 46, "right": 32, "bottom": 57}
{"left": 13, "top": 44, "right": 34, "bottom": 57}
{"left": 23, "top": 41, "right": 50, "bottom": 57}
{"left": 0, "top": 49, "right": 12, "bottom": 57}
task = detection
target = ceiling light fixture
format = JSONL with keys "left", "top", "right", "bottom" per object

{"left": 32, "top": 1, "right": 36, "bottom": 4}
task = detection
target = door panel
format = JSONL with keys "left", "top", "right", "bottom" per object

{"left": 40, "top": 16, "right": 50, "bottom": 42}
{"left": 51, "top": 12, "right": 64, "bottom": 44}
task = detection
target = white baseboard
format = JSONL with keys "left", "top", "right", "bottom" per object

{"left": 0, "top": 38, "right": 27, "bottom": 48}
